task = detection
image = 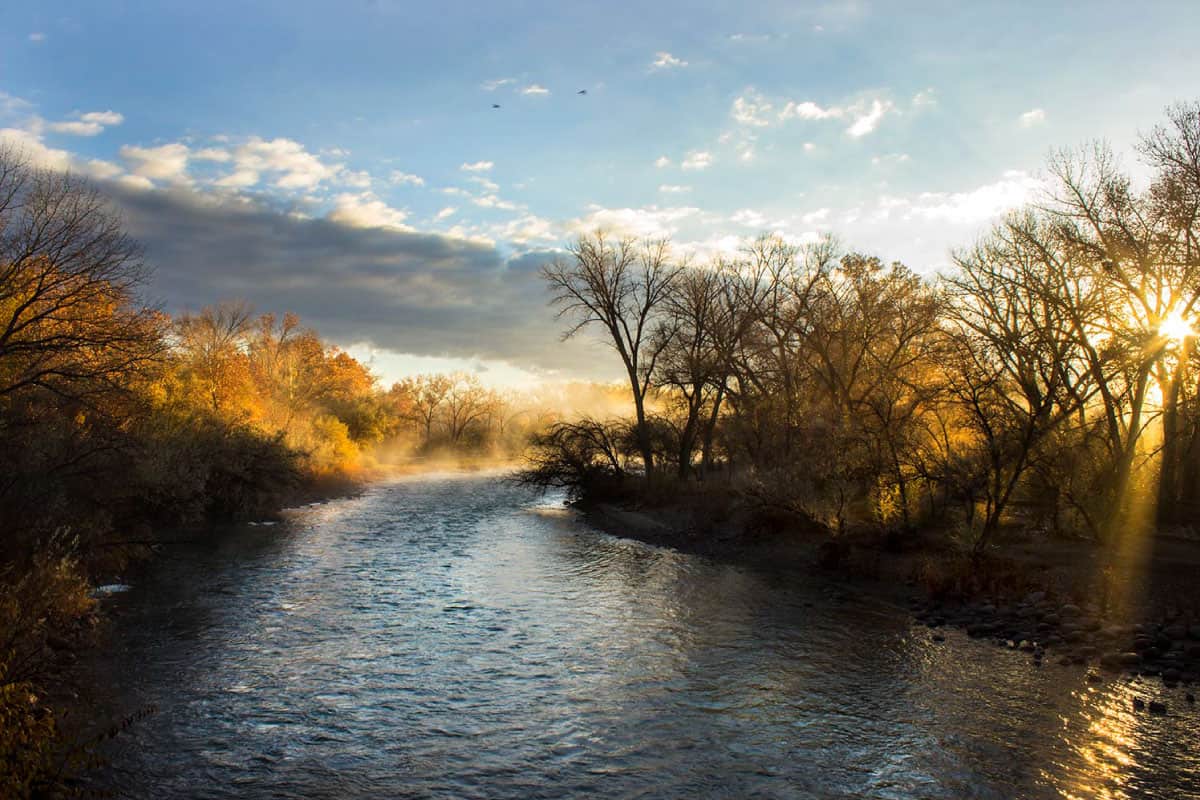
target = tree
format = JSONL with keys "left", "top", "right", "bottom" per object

{"left": 0, "top": 149, "right": 163, "bottom": 404}
{"left": 543, "top": 232, "right": 682, "bottom": 476}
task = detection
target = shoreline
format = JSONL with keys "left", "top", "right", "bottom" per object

{"left": 581, "top": 497, "right": 1200, "bottom": 700}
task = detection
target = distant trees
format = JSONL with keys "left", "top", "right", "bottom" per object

{"left": 536, "top": 101, "right": 1200, "bottom": 547}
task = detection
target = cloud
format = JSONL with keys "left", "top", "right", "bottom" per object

{"left": 461, "top": 160, "right": 494, "bottom": 172}
{"left": 194, "top": 147, "right": 231, "bottom": 162}
{"left": 227, "top": 136, "right": 339, "bottom": 190}
{"left": 731, "top": 91, "right": 773, "bottom": 127}
{"left": 845, "top": 99, "right": 893, "bottom": 137}
{"left": 651, "top": 52, "right": 687, "bottom": 70}
{"left": 731, "top": 208, "right": 768, "bottom": 227}
{"left": 481, "top": 78, "right": 514, "bottom": 91}
{"left": 28, "top": 32, "right": 45, "bottom": 43}
{"left": 658, "top": 184, "right": 690, "bottom": 193}
{"left": 98, "top": 181, "right": 593, "bottom": 372}
{"left": 120, "top": 143, "right": 191, "bottom": 181}
{"left": 390, "top": 170, "right": 425, "bottom": 187}
{"left": 654, "top": 155, "right": 671, "bottom": 168}
{"left": 434, "top": 206, "right": 457, "bottom": 220}
{"left": 327, "top": 192, "right": 411, "bottom": 231}
{"left": 878, "top": 170, "right": 1043, "bottom": 224}
{"left": 681, "top": 150, "right": 713, "bottom": 170}
{"left": 47, "top": 110, "right": 125, "bottom": 136}
{"left": 778, "top": 100, "right": 844, "bottom": 121}
{"left": 912, "top": 88, "right": 937, "bottom": 108}
{"left": 520, "top": 84, "right": 550, "bottom": 96}
{"left": 1019, "top": 108, "right": 1046, "bottom": 127}
{"left": 803, "top": 142, "right": 816, "bottom": 153}
{"left": 568, "top": 204, "right": 699, "bottom": 239}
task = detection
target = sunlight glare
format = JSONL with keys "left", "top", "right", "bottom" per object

{"left": 1159, "top": 311, "right": 1194, "bottom": 342}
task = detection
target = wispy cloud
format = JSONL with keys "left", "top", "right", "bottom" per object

{"left": 658, "top": 184, "right": 691, "bottom": 193}
{"left": 120, "top": 142, "right": 190, "bottom": 181}
{"left": 48, "top": 110, "right": 125, "bottom": 137}
{"left": 28, "top": 32, "right": 45, "bottom": 43}
{"left": 845, "top": 99, "right": 894, "bottom": 137}
{"left": 654, "top": 155, "right": 671, "bottom": 168}
{"left": 731, "top": 91, "right": 773, "bottom": 127}
{"left": 460, "top": 160, "right": 494, "bottom": 172}
{"left": 520, "top": 84, "right": 550, "bottom": 96}
{"left": 1019, "top": 108, "right": 1046, "bottom": 127}
{"left": 681, "top": 150, "right": 713, "bottom": 170}
{"left": 481, "top": 78, "right": 514, "bottom": 91}
{"left": 650, "top": 51, "right": 687, "bottom": 70}
{"left": 390, "top": 170, "right": 426, "bottom": 187}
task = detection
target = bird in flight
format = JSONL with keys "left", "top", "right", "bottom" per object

{"left": 577, "top": 89, "right": 587, "bottom": 95}
{"left": 492, "top": 103, "right": 501, "bottom": 109}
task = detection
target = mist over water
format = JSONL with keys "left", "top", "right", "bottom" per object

{"left": 85, "top": 473, "right": 1199, "bottom": 799}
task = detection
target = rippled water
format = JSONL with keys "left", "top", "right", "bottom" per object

{"left": 84, "top": 472, "right": 1199, "bottom": 799}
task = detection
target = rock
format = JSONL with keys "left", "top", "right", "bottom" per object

{"left": 1132, "top": 697, "right": 1146, "bottom": 711}
{"left": 1164, "top": 668, "right": 1182, "bottom": 683}
{"left": 1019, "top": 640, "right": 1037, "bottom": 652}
{"left": 1149, "top": 700, "right": 1168, "bottom": 715}
{"left": 1026, "top": 591, "right": 1047, "bottom": 605}
{"left": 1061, "top": 604, "right": 1082, "bottom": 616}
{"left": 46, "top": 634, "right": 72, "bottom": 651}
{"left": 932, "top": 633, "right": 946, "bottom": 643}
{"left": 1189, "top": 625, "right": 1200, "bottom": 641}
{"left": 1086, "top": 671, "right": 1102, "bottom": 683}
{"left": 1100, "top": 652, "right": 1140, "bottom": 670}
{"left": 1187, "top": 693, "right": 1196, "bottom": 703}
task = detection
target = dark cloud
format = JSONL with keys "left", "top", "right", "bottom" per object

{"left": 104, "top": 183, "right": 601, "bottom": 374}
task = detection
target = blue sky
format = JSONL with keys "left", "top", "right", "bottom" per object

{"left": 3, "top": 1, "right": 1199, "bottom": 384}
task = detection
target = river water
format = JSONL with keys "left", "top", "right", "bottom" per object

{"left": 84, "top": 472, "right": 1199, "bottom": 799}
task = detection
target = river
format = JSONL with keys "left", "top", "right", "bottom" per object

{"left": 83, "top": 472, "right": 1199, "bottom": 799}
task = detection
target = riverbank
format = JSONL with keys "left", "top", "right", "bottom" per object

{"left": 582, "top": 494, "right": 1200, "bottom": 696}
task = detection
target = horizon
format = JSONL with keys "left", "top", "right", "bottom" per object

{"left": 3, "top": 0, "right": 1198, "bottom": 387}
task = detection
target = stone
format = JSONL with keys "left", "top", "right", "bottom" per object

{"left": 1061, "top": 604, "right": 1082, "bottom": 616}
{"left": 1149, "top": 700, "right": 1168, "bottom": 715}
{"left": 1086, "top": 671, "right": 1102, "bottom": 683}
{"left": 1132, "top": 697, "right": 1146, "bottom": 711}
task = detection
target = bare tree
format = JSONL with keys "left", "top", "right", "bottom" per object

{"left": 542, "top": 232, "right": 682, "bottom": 476}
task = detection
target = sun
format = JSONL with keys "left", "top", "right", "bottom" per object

{"left": 1159, "top": 311, "right": 1195, "bottom": 343}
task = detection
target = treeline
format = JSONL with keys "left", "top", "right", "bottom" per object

{"left": 526, "top": 102, "right": 1200, "bottom": 552}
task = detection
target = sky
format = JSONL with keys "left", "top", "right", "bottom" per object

{"left": 2, "top": 0, "right": 1199, "bottom": 386}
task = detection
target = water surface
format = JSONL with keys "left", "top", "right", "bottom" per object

{"left": 87, "top": 473, "right": 1200, "bottom": 798}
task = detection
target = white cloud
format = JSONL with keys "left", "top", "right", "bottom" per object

{"left": 214, "top": 169, "right": 259, "bottom": 189}
{"left": 193, "top": 147, "right": 231, "bottom": 162}
{"left": 569, "top": 204, "right": 699, "bottom": 239}
{"left": 120, "top": 143, "right": 190, "bottom": 181}
{"left": 28, "top": 32, "right": 45, "bottom": 43}
{"left": 912, "top": 88, "right": 937, "bottom": 108}
{"left": 47, "top": 110, "right": 125, "bottom": 137}
{"left": 651, "top": 52, "right": 687, "bottom": 70}
{"left": 1019, "top": 108, "right": 1046, "bottom": 128}
{"left": 390, "top": 170, "right": 425, "bottom": 187}
{"left": 228, "top": 136, "right": 339, "bottom": 190}
{"left": 469, "top": 175, "right": 500, "bottom": 192}
{"left": 472, "top": 194, "right": 518, "bottom": 210}
{"left": 521, "top": 84, "right": 550, "bottom": 96}
{"left": 434, "top": 206, "right": 457, "bottom": 220}
{"left": 779, "top": 100, "right": 844, "bottom": 121}
{"left": 681, "top": 150, "right": 713, "bottom": 171}
{"left": 481, "top": 78, "right": 514, "bottom": 91}
{"left": 493, "top": 214, "right": 558, "bottom": 244}
{"left": 732, "top": 208, "right": 768, "bottom": 227}
{"left": 879, "top": 170, "right": 1043, "bottom": 225}
{"left": 658, "top": 184, "right": 691, "bottom": 193}
{"left": 327, "top": 192, "right": 411, "bottom": 231}
{"left": 0, "top": 127, "right": 72, "bottom": 171}
{"left": 461, "top": 160, "right": 494, "bottom": 172}
{"left": 731, "top": 91, "right": 773, "bottom": 127}
{"left": 801, "top": 208, "right": 830, "bottom": 225}
{"left": 846, "top": 99, "right": 894, "bottom": 137}
{"left": 654, "top": 155, "right": 671, "bottom": 168}
{"left": 803, "top": 142, "right": 816, "bottom": 153}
